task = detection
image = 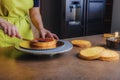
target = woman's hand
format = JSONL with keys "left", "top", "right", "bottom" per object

{"left": 29, "top": 8, "right": 59, "bottom": 40}
{"left": 0, "top": 19, "right": 21, "bottom": 38}
{"left": 39, "top": 28, "right": 59, "bottom": 40}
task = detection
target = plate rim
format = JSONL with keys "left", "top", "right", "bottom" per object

{"left": 19, "top": 40, "right": 65, "bottom": 50}
{"left": 15, "top": 40, "right": 73, "bottom": 55}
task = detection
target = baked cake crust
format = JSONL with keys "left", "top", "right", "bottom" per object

{"left": 30, "top": 38, "right": 57, "bottom": 48}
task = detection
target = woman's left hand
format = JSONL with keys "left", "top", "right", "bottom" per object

{"left": 39, "top": 28, "right": 59, "bottom": 40}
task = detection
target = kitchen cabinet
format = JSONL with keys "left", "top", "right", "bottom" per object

{"left": 86, "top": 0, "right": 106, "bottom": 35}
{"left": 104, "top": 0, "right": 113, "bottom": 33}
{"left": 86, "top": 0, "right": 113, "bottom": 35}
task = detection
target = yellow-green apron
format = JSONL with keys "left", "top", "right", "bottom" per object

{"left": 0, "top": 0, "right": 34, "bottom": 47}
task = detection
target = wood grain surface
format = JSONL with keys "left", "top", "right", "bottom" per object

{"left": 0, "top": 34, "right": 120, "bottom": 80}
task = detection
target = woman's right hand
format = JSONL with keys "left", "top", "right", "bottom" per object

{"left": 0, "top": 18, "right": 21, "bottom": 38}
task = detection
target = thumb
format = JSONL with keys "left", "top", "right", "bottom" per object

{"left": 40, "top": 32, "right": 45, "bottom": 39}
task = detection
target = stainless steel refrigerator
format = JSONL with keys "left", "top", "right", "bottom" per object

{"left": 40, "top": 0, "right": 111, "bottom": 39}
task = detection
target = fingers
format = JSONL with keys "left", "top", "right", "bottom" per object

{"left": 39, "top": 28, "right": 59, "bottom": 40}
{"left": 40, "top": 32, "right": 45, "bottom": 39}
{"left": 52, "top": 33, "right": 59, "bottom": 40}
{"left": 14, "top": 27, "right": 21, "bottom": 38}
{"left": 8, "top": 25, "right": 12, "bottom": 36}
{"left": 0, "top": 22, "right": 7, "bottom": 33}
{"left": 40, "top": 28, "right": 53, "bottom": 39}
{"left": 45, "top": 31, "right": 54, "bottom": 39}
{"left": 11, "top": 26, "right": 16, "bottom": 37}
{"left": 39, "top": 28, "right": 45, "bottom": 39}
{"left": 0, "top": 22, "right": 21, "bottom": 38}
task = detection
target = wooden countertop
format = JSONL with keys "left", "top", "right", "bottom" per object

{"left": 0, "top": 34, "right": 120, "bottom": 80}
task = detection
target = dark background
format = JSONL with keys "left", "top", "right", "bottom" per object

{"left": 40, "top": 0, "right": 113, "bottom": 39}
